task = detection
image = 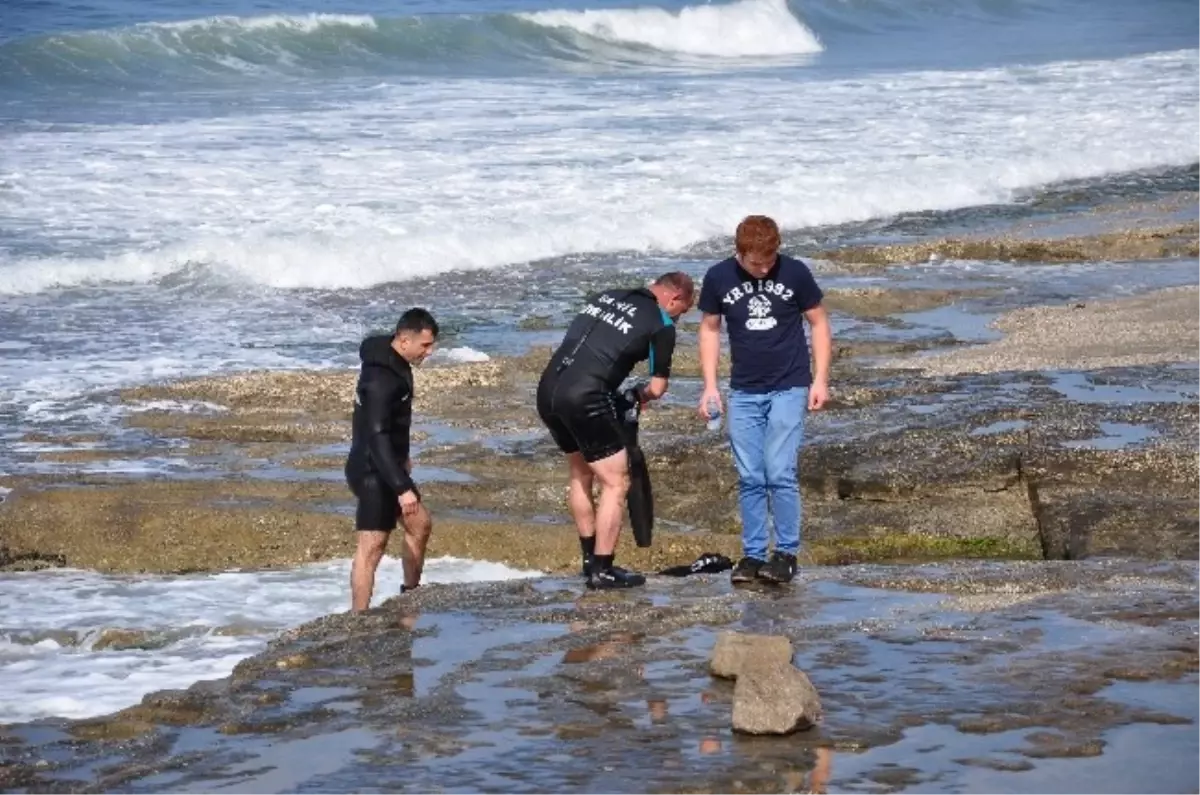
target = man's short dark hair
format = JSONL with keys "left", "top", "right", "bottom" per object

{"left": 395, "top": 307, "right": 439, "bottom": 338}
{"left": 654, "top": 271, "right": 695, "bottom": 301}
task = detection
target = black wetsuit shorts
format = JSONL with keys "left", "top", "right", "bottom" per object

{"left": 345, "top": 468, "right": 420, "bottom": 532}
{"left": 536, "top": 371, "right": 626, "bottom": 464}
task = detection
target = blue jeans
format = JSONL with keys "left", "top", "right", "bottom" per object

{"left": 727, "top": 386, "right": 809, "bottom": 561}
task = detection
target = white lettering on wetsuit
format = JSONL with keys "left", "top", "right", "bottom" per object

{"left": 583, "top": 293, "right": 637, "bottom": 334}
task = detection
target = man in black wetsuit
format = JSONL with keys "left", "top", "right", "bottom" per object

{"left": 345, "top": 308, "right": 439, "bottom": 612}
{"left": 537, "top": 272, "right": 695, "bottom": 589}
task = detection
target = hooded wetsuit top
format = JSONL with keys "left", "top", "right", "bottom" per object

{"left": 345, "top": 334, "right": 416, "bottom": 495}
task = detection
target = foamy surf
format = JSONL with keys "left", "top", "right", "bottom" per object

{"left": 0, "top": 0, "right": 820, "bottom": 91}
{"left": 0, "top": 556, "right": 543, "bottom": 725}
{"left": 435, "top": 347, "right": 492, "bottom": 364}
{"left": 519, "top": 0, "right": 823, "bottom": 57}
{"left": 2, "top": 48, "right": 1194, "bottom": 296}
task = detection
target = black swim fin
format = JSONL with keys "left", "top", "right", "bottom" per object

{"left": 627, "top": 444, "right": 653, "bottom": 548}
{"left": 616, "top": 384, "right": 653, "bottom": 548}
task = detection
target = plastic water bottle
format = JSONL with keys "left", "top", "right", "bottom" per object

{"left": 705, "top": 396, "right": 722, "bottom": 432}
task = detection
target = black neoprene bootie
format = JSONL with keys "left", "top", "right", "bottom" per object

{"left": 586, "top": 555, "right": 646, "bottom": 589}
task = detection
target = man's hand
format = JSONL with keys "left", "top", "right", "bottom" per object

{"left": 636, "top": 376, "right": 670, "bottom": 406}
{"left": 808, "top": 379, "right": 830, "bottom": 411}
{"left": 698, "top": 386, "right": 723, "bottom": 421}
{"left": 399, "top": 489, "right": 420, "bottom": 517}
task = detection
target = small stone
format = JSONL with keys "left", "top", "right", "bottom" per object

{"left": 274, "top": 653, "right": 311, "bottom": 670}
{"left": 709, "top": 631, "right": 793, "bottom": 680}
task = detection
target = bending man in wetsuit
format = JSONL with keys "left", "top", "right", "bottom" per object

{"left": 537, "top": 272, "right": 695, "bottom": 589}
{"left": 345, "top": 308, "right": 439, "bottom": 612}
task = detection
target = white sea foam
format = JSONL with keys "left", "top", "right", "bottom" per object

{"left": 0, "top": 556, "right": 542, "bottom": 724}
{"left": 0, "top": 288, "right": 362, "bottom": 429}
{"left": 435, "top": 346, "right": 492, "bottom": 363}
{"left": 150, "top": 12, "right": 379, "bottom": 33}
{"left": 520, "top": 0, "right": 823, "bottom": 57}
{"left": 1, "top": 50, "right": 1194, "bottom": 296}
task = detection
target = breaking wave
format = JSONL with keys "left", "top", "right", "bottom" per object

{"left": 0, "top": 0, "right": 823, "bottom": 87}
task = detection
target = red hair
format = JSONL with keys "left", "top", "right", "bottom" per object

{"left": 735, "top": 215, "right": 781, "bottom": 256}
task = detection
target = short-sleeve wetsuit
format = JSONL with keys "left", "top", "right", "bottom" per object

{"left": 537, "top": 287, "right": 676, "bottom": 463}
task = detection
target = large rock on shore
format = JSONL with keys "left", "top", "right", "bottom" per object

{"left": 710, "top": 631, "right": 823, "bottom": 735}
{"left": 1025, "top": 446, "right": 1200, "bottom": 560}
{"left": 732, "top": 656, "right": 823, "bottom": 735}
{"left": 2, "top": 334, "right": 1195, "bottom": 575}
{"left": 709, "top": 631, "right": 794, "bottom": 679}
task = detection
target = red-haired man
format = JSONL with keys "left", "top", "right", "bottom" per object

{"left": 697, "top": 216, "right": 832, "bottom": 585}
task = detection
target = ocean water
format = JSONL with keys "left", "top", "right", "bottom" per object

{"left": 0, "top": 555, "right": 541, "bottom": 724}
{"left": 0, "top": 0, "right": 1196, "bottom": 441}
{"left": 0, "top": 0, "right": 1197, "bottom": 725}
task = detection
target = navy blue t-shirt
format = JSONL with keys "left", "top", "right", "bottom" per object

{"left": 697, "top": 254, "right": 824, "bottom": 393}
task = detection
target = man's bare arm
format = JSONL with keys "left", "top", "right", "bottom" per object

{"left": 699, "top": 313, "right": 722, "bottom": 389}
{"left": 804, "top": 304, "right": 832, "bottom": 410}
{"left": 697, "top": 312, "right": 723, "bottom": 417}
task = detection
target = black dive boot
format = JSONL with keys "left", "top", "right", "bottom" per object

{"left": 586, "top": 555, "right": 646, "bottom": 590}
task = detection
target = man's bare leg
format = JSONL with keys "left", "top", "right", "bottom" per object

{"left": 585, "top": 449, "right": 642, "bottom": 587}
{"left": 400, "top": 501, "right": 433, "bottom": 591}
{"left": 566, "top": 452, "right": 596, "bottom": 571}
{"left": 351, "top": 530, "right": 389, "bottom": 612}
{"left": 589, "top": 448, "right": 630, "bottom": 557}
